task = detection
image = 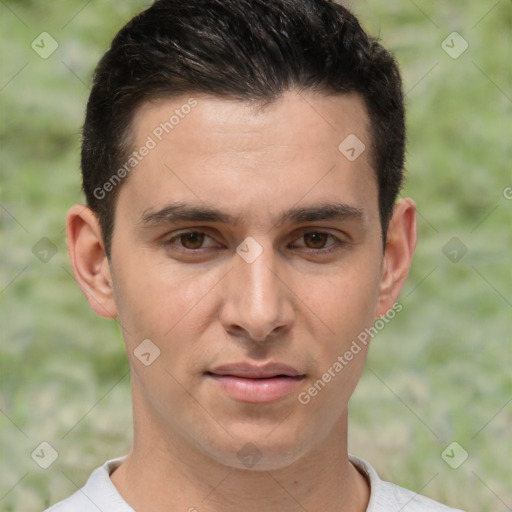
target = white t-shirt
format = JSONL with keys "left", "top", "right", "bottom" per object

{"left": 44, "top": 455, "right": 465, "bottom": 511}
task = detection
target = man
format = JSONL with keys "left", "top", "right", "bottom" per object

{"left": 45, "top": 0, "right": 464, "bottom": 510}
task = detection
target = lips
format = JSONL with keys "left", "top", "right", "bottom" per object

{"left": 206, "top": 362, "right": 305, "bottom": 403}
{"left": 208, "top": 362, "right": 304, "bottom": 379}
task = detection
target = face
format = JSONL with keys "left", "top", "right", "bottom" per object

{"left": 73, "top": 90, "right": 414, "bottom": 471}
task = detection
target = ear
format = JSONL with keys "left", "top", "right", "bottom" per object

{"left": 375, "top": 198, "right": 417, "bottom": 318}
{"left": 66, "top": 204, "right": 118, "bottom": 319}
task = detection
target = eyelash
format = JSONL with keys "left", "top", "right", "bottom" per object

{"left": 163, "top": 230, "right": 344, "bottom": 255}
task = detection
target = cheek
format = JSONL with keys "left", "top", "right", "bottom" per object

{"left": 111, "top": 256, "right": 222, "bottom": 409}
{"left": 302, "top": 258, "right": 382, "bottom": 347}
{"left": 296, "top": 266, "right": 379, "bottom": 429}
{"left": 111, "top": 251, "right": 223, "bottom": 350}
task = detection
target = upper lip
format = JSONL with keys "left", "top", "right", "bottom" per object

{"left": 207, "top": 362, "right": 304, "bottom": 379}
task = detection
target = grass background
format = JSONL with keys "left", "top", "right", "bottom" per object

{"left": 0, "top": 1, "right": 510, "bottom": 511}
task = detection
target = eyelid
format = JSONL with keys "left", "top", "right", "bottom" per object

{"left": 292, "top": 229, "right": 338, "bottom": 243}
{"left": 162, "top": 228, "right": 347, "bottom": 254}
{"left": 164, "top": 229, "right": 222, "bottom": 250}
{"left": 290, "top": 230, "right": 345, "bottom": 252}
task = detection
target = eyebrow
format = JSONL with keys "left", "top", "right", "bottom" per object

{"left": 138, "top": 201, "right": 364, "bottom": 228}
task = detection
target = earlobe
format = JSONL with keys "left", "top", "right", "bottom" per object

{"left": 66, "top": 204, "right": 118, "bottom": 319}
{"left": 375, "top": 198, "right": 417, "bottom": 318}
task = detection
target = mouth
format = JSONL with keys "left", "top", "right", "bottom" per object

{"left": 205, "top": 363, "right": 306, "bottom": 403}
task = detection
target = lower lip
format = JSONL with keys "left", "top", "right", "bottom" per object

{"left": 207, "top": 374, "right": 304, "bottom": 403}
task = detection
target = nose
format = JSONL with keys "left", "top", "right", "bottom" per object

{"left": 218, "top": 245, "right": 295, "bottom": 342}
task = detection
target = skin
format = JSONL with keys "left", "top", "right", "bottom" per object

{"left": 67, "top": 90, "right": 416, "bottom": 512}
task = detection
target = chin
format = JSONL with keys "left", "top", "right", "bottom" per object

{"left": 204, "top": 428, "right": 311, "bottom": 472}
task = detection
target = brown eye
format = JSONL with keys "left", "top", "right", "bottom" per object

{"left": 180, "top": 232, "right": 205, "bottom": 249}
{"left": 303, "top": 232, "right": 329, "bottom": 249}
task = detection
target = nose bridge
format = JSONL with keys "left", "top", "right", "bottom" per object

{"left": 240, "top": 250, "right": 280, "bottom": 305}
{"left": 221, "top": 240, "right": 293, "bottom": 340}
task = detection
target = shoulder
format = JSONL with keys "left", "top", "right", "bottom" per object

{"left": 350, "top": 456, "right": 466, "bottom": 512}
{"left": 44, "top": 491, "right": 97, "bottom": 512}
{"left": 43, "top": 456, "right": 134, "bottom": 512}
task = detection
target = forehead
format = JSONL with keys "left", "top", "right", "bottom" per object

{"left": 132, "top": 90, "right": 370, "bottom": 155}
{"left": 117, "top": 91, "right": 378, "bottom": 230}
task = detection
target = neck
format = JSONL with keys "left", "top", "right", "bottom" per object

{"left": 111, "top": 386, "right": 369, "bottom": 512}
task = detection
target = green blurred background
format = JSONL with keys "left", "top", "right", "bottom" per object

{"left": 0, "top": 1, "right": 510, "bottom": 510}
